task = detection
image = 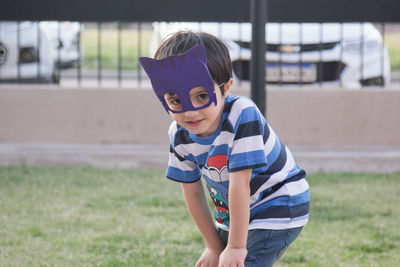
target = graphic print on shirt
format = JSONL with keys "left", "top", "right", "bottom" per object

{"left": 202, "top": 154, "right": 230, "bottom": 226}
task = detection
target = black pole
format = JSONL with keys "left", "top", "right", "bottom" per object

{"left": 250, "top": 0, "right": 267, "bottom": 116}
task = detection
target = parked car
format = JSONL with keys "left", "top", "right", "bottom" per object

{"left": 40, "top": 21, "right": 82, "bottom": 69}
{"left": 151, "top": 22, "right": 391, "bottom": 89}
{"left": 0, "top": 21, "right": 58, "bottom": 83}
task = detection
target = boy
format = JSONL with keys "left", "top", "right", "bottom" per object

{"left": 140, "top": 31, "right": 310, "bottom": 267}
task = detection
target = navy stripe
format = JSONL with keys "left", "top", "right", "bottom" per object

{"left": 228, "top": 163, "right": 267, "bottom": 173}
{"left": 263, "top": 123, "right": 270, "bottom": 144}
{"left": 264, "top": 142, "right": 287, "bottom": 175}
{"left": 249, "top": 143, "right": 291, "bottom": 195}
{"left": 251, "top": 202, "right": 310, "bottom": 220}
{"left": 257, "top": 170, "right": 306, "bottom": 200}
{"left": 221, "top": 120, "right": 234, "bottom": 133}
{"left": 250, "top": 174, "right": 271, "bottom": 195}
{"left": 234, "top": 121, "right": 261, "bottom": 140}
{"left": 174, "top": 129, "right": 194, "bottom": 146}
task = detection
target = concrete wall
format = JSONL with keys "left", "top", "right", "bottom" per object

{"left": 264, "top": 89, "right": 400, "bottom": 146}
{"left": 1, "top": 86, "right": 399, "bottom": 146}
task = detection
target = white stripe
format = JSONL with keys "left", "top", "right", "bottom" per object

{"left": 285, "top": 147, "right": 296, "bottom": 170}
{"left": 231, "top": 135, "right": 264, "bottom": 155}
{"left": 251, "top": 178, "right": 309, "bottom": 209}
{"left": 214, "top": 131, "right": 235, "bottom": 148}
{"left": 175, "top": 142, "right": 210, "bottom": 157}
{"left": 215, "top": 221, "right": 230, "bottom": 231}
{"left": 248, "top": 215, "right": 309, "bottom": 230}
{"left": 168, "top": 121, "right": 178, "bottom": 142}
{"left": 216, "top": 215, "right": 309, "bottom": 231}
{"left": 264, "top": 126, "right": 277, "bottom": 155}
{"left": 168, "top": 152, "right": 197, "bottom": 171}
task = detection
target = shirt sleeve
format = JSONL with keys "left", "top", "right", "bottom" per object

{"left": 228, "top": 104, "right": 268, "bottom": 172}
{"left": 165, "top": 122, "right": 201, "bottom": 183}
{"left": 166, "top": 145, "right": 201, "bottom": 183}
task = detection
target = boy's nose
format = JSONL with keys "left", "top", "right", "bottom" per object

{"left": 183, "top": 110, "right": 200, "bottom": 119}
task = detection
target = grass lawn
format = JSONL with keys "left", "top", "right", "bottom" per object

{"left": 1, "top": 166, "right": 399, "bottom": 266}
{"left": 81, "top": 27, "right": 153, "bottom": 70}
{"left": 384, "top": 33, "right": 400, "bottom": 71}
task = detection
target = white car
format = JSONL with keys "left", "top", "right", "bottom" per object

{"left": 40, "top": 21, "right": 82, "bottom": 69}
{"left": 0, "top": 21, "right": 58, "bottom": 83}
{"left": 151, "top": 22, "right": 391, "bottom": 89}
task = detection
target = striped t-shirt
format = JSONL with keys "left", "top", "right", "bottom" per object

{"left": 166, "top": 94, "right": 310, "bottom": 230}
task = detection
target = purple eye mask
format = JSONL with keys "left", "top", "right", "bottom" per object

{"left": 139, "top": 44, "right": 217, "bottom": 113}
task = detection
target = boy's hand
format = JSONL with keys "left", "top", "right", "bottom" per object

{"left": 196, "top": 247, "right": 222, "bottom": 267}
{"left": 218, "top": 247, "right": 247, "bottom": 267}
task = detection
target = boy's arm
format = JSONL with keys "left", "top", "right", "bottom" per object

{"left": 181, "top": 180, "right": 225, "bottom": 256}
{"left": 219, "top": 168, "right": 252, "bottom": 266}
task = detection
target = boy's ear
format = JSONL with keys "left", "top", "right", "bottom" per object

{"left": 186, "top": 44, "right": 206, "bottom": 63}
{"left": 139, "top": 57, "right": 157, "bottom": 75}
{"left": 223, "top": 78, "right": 234, "bottom": 95}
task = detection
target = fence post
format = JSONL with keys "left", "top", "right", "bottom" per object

{"left": 250, "top": 0, "right": 267, "bottom": 116}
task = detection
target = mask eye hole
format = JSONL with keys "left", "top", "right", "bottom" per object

{"left": 189, "top": 87, "right": 210, "bottom": 109}
{"left": 164, "top": 93, "right": 182, "bottom": 112}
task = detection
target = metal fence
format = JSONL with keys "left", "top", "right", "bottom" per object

{"left": 1, "top": 0, "right": 399, "bottom": 89}
{"left": 1, "top": 21, "right": 399, "bottom": 89}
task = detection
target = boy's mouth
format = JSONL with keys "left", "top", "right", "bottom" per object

{"left": 186, "top": 119, "right": 204, "bottom": 127}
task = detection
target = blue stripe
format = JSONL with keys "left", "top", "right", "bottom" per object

{"left": 286, "top": 165, "right": 302, "bottom": 178}
{"left": 166, "top": 166, "right": 201, "bottom": 183}
{"left": 211, "top": 144, "right": 230, "bottom": 156}
{"left": 191, "top": 152, "right": 208, "bottom": 166}
{"left": 229, "top": 150, "right": 267, "bottom": 171}
{"left": 266, "top": 138, "right": 282, "bottom": 167}
{"left": 234, "top": 106, "right": 261, "bottom": 131}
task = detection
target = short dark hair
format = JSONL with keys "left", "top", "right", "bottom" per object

{"left": 154, "top": 30, "right": 232, "bottom": 95}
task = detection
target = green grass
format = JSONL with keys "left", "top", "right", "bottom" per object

{"left": 81, "top": 27, "right": 152, "bottom": 70}
{"left": 384, "top": 34, "right": 400, "bottom": 71}
{"left": 279, "top": 172, "right": 400, "bottom": 267}
{"left": 1, "top": 167, "right": 400, "bottom": 266}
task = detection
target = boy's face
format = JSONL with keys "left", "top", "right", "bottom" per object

{"left": 167, "top": 81, "right": 231, "bottom": 137}
{"left": 139, "top": 44, "right": 217, "bottom": 114}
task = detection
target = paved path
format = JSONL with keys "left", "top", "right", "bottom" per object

{"left": 1, "top": 143, "right": 400, "bottom": 173}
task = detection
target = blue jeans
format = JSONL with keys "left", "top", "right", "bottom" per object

{"left": 217, "top": 227, "right": 303, "bottom": 267}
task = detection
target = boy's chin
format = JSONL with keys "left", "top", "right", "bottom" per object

{"left": 189, "top": 129, "right": 214, "bottom": 138}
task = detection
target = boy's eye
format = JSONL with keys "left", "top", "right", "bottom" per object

{"left": 198, "top": 93, "right": 209, "bottom": 100}
{"left": 164, "top": 93, "right": 182, "bottom": 111}
{"left": 171, "top": 98, "right": 180, "bottom": 105}
{"left": 189, "top": 87, "right": 211, "bottom": 108}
